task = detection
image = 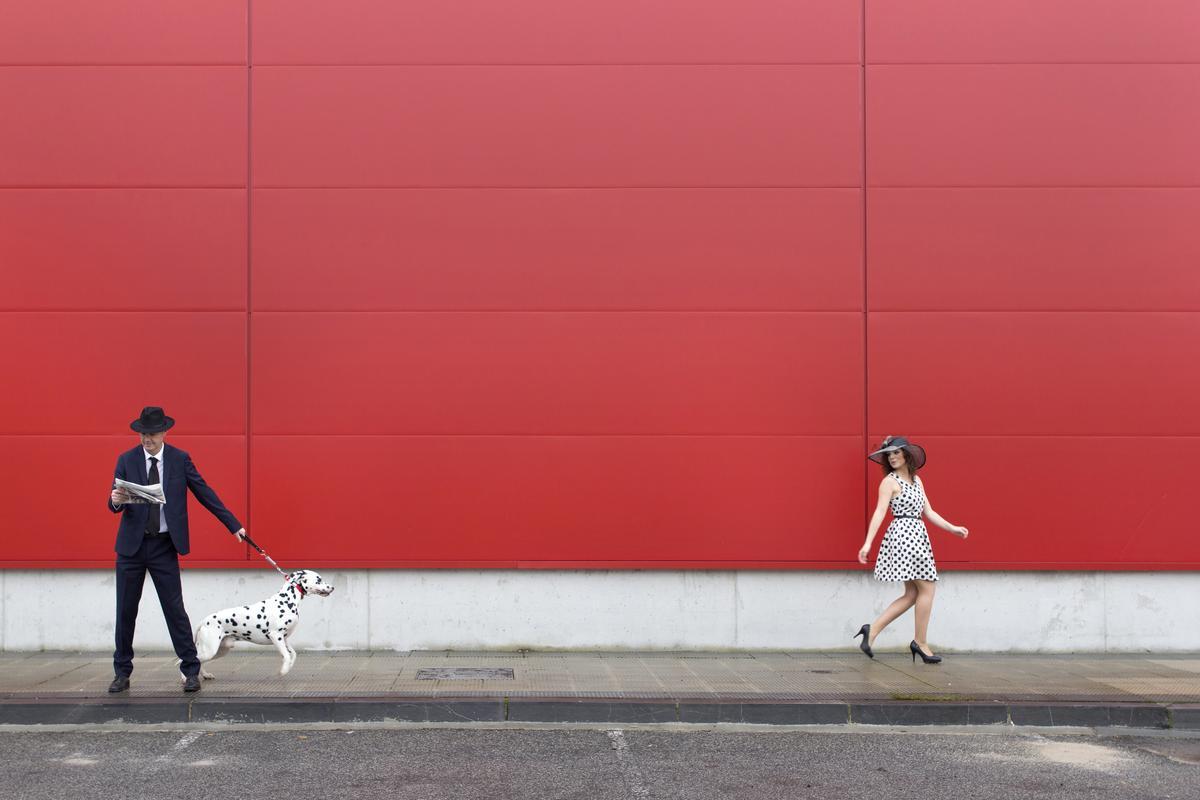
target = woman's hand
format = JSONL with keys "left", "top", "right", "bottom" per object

{"left": 857, "top": 544, "right": 871, "bottom": 564}
{"left": 954, "top": 526, "right": 969, "bottom": 539}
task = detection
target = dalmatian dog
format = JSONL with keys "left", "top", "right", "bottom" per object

{"left": 184, "top": 570, "right": 335, "bottom": 681}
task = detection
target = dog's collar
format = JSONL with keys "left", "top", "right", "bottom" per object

{"left": 290, "top": 581, "right": 306, "bottom": 597}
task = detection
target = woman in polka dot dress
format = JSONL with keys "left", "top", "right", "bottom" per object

{"left": 854, "top": 436, "right": 969, "bottom": 663}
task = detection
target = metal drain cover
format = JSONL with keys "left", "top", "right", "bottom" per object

{"left": 415, "top": 667, "right": 515, "bottom": 681}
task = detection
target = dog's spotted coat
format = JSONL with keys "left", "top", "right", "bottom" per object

{"left": 188, "top": 570, "right": 334, "bottom": 680}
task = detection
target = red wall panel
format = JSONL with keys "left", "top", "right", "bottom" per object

{"left": 873, "top": 436, "right": 1200, "bottom": 568}
{"left": 2, "top": 2, "right": 1196, "bottom": 571}
{"left": 252, "top": 66, "right": 861, "bottom": 187}
{"left": 0, "top": 1, "right": 247, "bottom": 65}
{"left": 252, "top": 189, "right": 861, "bottom": 311}
{"left": 0, "top": 435, "right": 247, "bottom": 564}
{"left": 252, "top": 435, "right": 862, "bottom": 564}
{"left": 0, "top": 67, "right": 246, "bottom": 186}
{"left": 868, "top": 65, "right": 1200, "bottom": 186}
{"left": 868, "top": 189, "right": 1200, "bottom": 311}
{"left": 0, "top": 313, "right": 246, "bottom": 434}
{"left": 867, "top": 0, "right": 1200, "bottom": 64}
{"left": 869, "top": 313, "right": 1200, "bottom": 436}
{"left": 252, "top": 312, "right": 862, "bottom": 435}
{"left": 0, "top": 190, "right": 246, "bottom": 310}
{"left": 252, "top": 0, "right": 860, "bottom": 65}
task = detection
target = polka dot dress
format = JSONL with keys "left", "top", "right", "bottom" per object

{"left": 873, "top": 472, "right": 939, "bottom": 582}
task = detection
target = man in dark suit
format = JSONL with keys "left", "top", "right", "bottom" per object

{"left": 106, "top": 406, "right": 246, "bottom": 693}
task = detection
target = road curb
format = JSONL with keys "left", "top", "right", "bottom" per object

{"left": 0, "top": 697, "right": 1190, "bottom": 729}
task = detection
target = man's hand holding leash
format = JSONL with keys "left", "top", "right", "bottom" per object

{"left": 110, "top": 488, "right": 245, "bottom": 544}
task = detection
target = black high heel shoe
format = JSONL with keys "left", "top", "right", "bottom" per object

{"left": 910, "top": 640, "right": 942, "bottom": 664}
{"left": 853, "top": 624, "right": 874, "bottom": 659}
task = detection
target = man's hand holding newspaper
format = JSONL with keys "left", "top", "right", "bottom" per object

{"left": 110, "top": 478, "right": 166, "bottom": 506}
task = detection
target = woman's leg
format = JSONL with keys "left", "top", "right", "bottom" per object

{"left": 869, "top": 581, "right": 919, "bottom": 645}
{"left": 913, "top": 579, "right": 937, "bottom": 653}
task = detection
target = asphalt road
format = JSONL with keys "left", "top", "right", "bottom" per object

{"left": 0, "top": 726, "right": 1196, "bottom": 800}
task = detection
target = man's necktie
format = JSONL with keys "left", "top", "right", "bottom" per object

{"left": 146, "top": 457, "right": 160, "bottom": 535}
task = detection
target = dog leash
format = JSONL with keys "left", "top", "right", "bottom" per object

{"left": 242, "top": 534, "right": 289, "bottom": 578}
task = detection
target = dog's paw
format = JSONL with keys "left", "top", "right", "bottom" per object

{"left": 200, "top": 670, "right": 215, "bottom": 680}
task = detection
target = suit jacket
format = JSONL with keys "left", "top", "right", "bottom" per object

{"left": 108, "top": 443, "right": 242, "bottom": 557}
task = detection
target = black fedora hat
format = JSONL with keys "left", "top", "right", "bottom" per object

{"left": 867, "top": 435, "right": 926, "bottom": 470}
{"left": 130, "top": 406, "right": 175, "bottom": 434}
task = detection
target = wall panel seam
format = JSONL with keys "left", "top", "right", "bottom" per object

{"left": 867, "top": 62, "right": 1200, "bottom": 66}
{"left": 251, "top": 62, "right": 863, "bottom": 67}
{"left": 246, "top": 0, "right": 254, "bottom": 560}
{"left": 861, "top": 0, "right": 871, "bottom": 524}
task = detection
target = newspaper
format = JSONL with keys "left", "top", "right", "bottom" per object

{"left": 114, "top": 478, "right": 166, "bottom": 505}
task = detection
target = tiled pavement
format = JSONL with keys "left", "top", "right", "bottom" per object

{"left": 1, "top": 651, "right": 1197, "bottom": 728}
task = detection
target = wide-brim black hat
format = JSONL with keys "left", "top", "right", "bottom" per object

{"left": 867, "top": 436, "right": 926, "bottom": 470}
{"left": 130, "top": 406, "right": 175, "bottom": 434}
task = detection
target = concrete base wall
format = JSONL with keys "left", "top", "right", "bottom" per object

{"left": 1, "top": 570, "right": 1196, "bottom": 653}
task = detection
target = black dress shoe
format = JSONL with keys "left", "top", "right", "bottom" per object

{"left": 910, "top": 640, "right": 943, "bottom": 664}
{"left": 108, "top": 675, "right": 130, "bottom": 693}
{"left": 853, "top": 624, "right": 874, "bottom": 659}
{"left": 183, "top": 674, "right": 202, "bottom": 693}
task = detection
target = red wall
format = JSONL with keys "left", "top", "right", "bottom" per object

{"left": 2, "top": 1, "right": 1197, "bottom": 569}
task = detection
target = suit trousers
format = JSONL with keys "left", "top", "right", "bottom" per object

{"left": 113, "top": 534, "right": 199, "bottom": 678}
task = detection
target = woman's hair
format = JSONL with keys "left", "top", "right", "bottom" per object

{"left": 881, "top": 448, "right": 919, "bottom": 478}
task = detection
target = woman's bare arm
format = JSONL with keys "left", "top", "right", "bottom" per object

{"left": 919, "top": 478, "right": 969, "bottom": 538}
{"left": 858, "top": 478, "right": 896, "bottom": 563}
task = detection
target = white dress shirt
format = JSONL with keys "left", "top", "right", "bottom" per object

{"left": 143, "top": 447, "right": 169, "bottom": 533}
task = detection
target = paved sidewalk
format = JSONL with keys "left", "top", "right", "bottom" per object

{"left": 1, "top": 651, "right": 1197, "bottom": 728}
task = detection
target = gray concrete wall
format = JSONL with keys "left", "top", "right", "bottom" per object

{"left": 1, "top": 570, "right": 1196, "bottom": 652}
